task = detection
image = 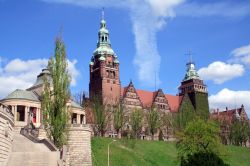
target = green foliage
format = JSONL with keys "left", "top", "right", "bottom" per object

{"left": 147, "top": 107, "right": 160, "bottom": 140}
{"left": 181, "top": 152, "right": 229, "bottom": 166}
{"left": 42, "top": 37, "right": 70, "bottom": 148}
{"left": 92, "top": 137, "right": 250, "bottom": 166}
{"left": 229, "top": 120, "right": 250, "bottom": 146}
{"left": 113, "top": 103, "right": 124, "bottom": 138}
{"left": 92, "top": 96, "right": 107, "bottom": 136}
{"left": 131, "top": 108, "right": 143, "bottom": 139}
{"left": 92, "top": 137, "right": 179, "bottom": 166}
{"left": 177, "top": 118, "right": 224, "bottom": 159}
{"left": 194, "top": 92, "right": 209, "bottom": 120}
{"left": 174, "top": 94, "right": 195, "bottom": 131}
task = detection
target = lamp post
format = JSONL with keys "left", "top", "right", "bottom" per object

{"left": 108, "top": 139, "right": 116, "bottom": 166}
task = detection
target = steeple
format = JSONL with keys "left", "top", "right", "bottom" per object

{"left": 89, "top": 10, "right": 121, "bottom": 105}
{"left": 97, "top": 8, "right": 111, "bottom": 48}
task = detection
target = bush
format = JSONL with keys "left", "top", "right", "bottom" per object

{"left": 181, "top": 152, "right": 229, "bottom": 166}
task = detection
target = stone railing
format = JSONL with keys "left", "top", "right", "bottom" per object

{"left": 0, "top": 103, "right": 14, "bottom": 166}
{"left": 20, "top": 123, "right": 58, "bottom": 151}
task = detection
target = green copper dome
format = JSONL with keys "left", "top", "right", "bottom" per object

{"left": 99, "top": 56, "right": 106, "bottom": 61}
{"left": 183, "top": 62, "right": 200, "bottom": 81}
{"left": 93, "top": 46, "right": 114, "bottom": 56}
{"left": 114, "top": 58, "right": 119, "bottom": 64}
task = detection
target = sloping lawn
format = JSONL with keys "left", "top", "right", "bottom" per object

{"left": 92, "top": 137, "right": 250, "bottom": 166}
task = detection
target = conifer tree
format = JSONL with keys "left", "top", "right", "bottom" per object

{"left": 42, "top": 37, "right": 70, "bottom": 148}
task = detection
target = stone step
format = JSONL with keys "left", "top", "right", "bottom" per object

{"left": 7, "top": 151, "right": 59, "bottom": 166}
{"left": 7, "top": 133, "right": 59, "bottom": 166}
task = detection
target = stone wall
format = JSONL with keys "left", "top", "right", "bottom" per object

{"left": 67, "top": 124, "right": 92, "bottom": 166}
{"left": 0, "top": 104, "right": 14, "bottom": 166}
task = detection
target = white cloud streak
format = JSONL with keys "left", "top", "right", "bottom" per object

{"left": 231, "top": 44, "right": 250, "bottom": 67}
{"left": 209, "top": 88, "right": 250, "bottom": 116}
{"left": 176, "top": 1, "right": 250, "bottom": 18}
{"left": 41, "top": 0, "right": 184, "bottom": 87}
{"left": 0, "top": 57, "right": 80, "bottom": 98}
{"left": 198, "top": 61, "right": 244, "bottom": 84}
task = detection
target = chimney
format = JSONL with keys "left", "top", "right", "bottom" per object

{"left": 226, "top": 107, "right": 228, "bottom": 111}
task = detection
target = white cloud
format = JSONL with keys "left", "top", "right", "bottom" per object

{"left": 41, "top": 0, "right": 184, "bottom": 87}
{"left": 198, "top": 61, "right": 244, "bottom": 84}
{"left": 176, "top": 1, "right": 250, "bottom": 18}
{"left": 231, "top": 44, "right": 250, "bottom": 67}
{"left": 0, "top": 58, "right": 80, "bottom": 98}
{"left": 209, "top": 88, "right": 250, "bottom": 116}
{"left": 67, "top": 59, "right": 80, "bottom": 86}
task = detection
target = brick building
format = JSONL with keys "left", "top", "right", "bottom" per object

{"left": 88, "top": 14, "right": 209, "bottom": 139}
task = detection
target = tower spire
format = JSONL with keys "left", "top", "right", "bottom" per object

{"left": 102, "top": 7, "right": 105, "bottom": 20}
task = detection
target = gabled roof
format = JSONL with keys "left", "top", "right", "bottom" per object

{"left": 3, "top": 89, "right": 40, "bottom": 102}
{"left": 121, "top": 87, "right": 182, "bottom": 112}
{"left": 165, "top": 94, "right": 183, "bottom": 112}
{"left": 210, "top": 105, "right": 248, "bottom": 122}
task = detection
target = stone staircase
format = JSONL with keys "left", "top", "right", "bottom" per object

{"left": 7, "top": 133, "right": 59, "bottom": 166}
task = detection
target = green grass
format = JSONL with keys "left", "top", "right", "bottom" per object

{"left": 92, "top": 137, "right": 250, "bottom": 166}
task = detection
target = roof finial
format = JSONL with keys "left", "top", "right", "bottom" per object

{"left": 186, "top": 49, "right": 193, "bottom": 64}
{"left": 102, "top": 7, "right": 105, "bottom": 20}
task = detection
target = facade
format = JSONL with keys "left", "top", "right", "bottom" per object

{"left": 211, "top": 105, "right": 249, "bottom": 145}
{"left": 89, "top": 14, "right": 209, "bottom": 140}
{"left": 0, "top": 69, "right": 86, "bottom": 135}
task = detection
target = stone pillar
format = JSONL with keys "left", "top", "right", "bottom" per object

{"left": 83, "top": 115, "right": 86, "bottom": 124}
{"left": 14, "top": 105, "right": 17, "bottom": 122}
{"left": 36, "top": 108, "right": 39, "bottom": 124}
{"left": 77, "top": 114, "right": 80, "bottom": 124}
{"left": 67, "top": 125, "right": 92, "bottom": 166}
{"left": 25, "top": 106, "right": 29, "bottom": 123}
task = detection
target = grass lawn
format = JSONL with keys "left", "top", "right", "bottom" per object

{"left": 92, "top": 137, "right": 250, "bottom": 166}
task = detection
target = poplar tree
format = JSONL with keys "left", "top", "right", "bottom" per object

{"left": 113, "top": 103, "right": 124, "bottom": 138}
{"left": 42, "top": 37, "right": 71, "bottom": 148}
{"left": 147, "top": 107, "right": 160, "bottom": 140}
{"left": 131, "top": 108, "right": 143, "bottom": 139}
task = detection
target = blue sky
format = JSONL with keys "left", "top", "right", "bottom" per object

{"left": 0, "top": 0, "right": 250, "bottom": 114}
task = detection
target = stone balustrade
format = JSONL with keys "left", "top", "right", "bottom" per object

{"left": 0, "top": 103, "right": 14, "bottom": 166}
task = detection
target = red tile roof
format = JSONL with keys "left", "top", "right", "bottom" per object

{"left": 121, "top": 87, "right": 182, "bottom": 112}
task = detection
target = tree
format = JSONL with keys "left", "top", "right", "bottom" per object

{"left": 161, "top": 112, "right": 174, "bottom": 140}
{"left": 113, "top": 103, "right": 124, "bottom": 138}
{"left": 177, "top": 118, "right": 223, "bottom": 160}
{"left": 131, "top": 108, "right": 143, "bottom": 139}
{"left": 42, "top": 37, "right": 71, "bottom": 148}
{"left": 229, "top": 120, "right": 250, "bottom": 146}
{"left": 181, "top": 152, "right": 229, "bottom": 166}
{"left": 147, "top": 107, "right": 160, "bottom": 140}
{"left": 73, "top": 91, "right": 87, "bottom": 107}
{"left": 92, "top": 96, "right": 107, "bottom": 137}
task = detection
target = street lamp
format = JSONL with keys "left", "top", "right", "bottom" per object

{"left": 108, "top": 139, "right": 116, "bottom": 166}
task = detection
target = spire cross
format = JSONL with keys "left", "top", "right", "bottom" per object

{"left": 185, "top": 49, "right": 194, "bottom": 63}
{"left": 101, "top": 7, "right": 105, "bottom": 20}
